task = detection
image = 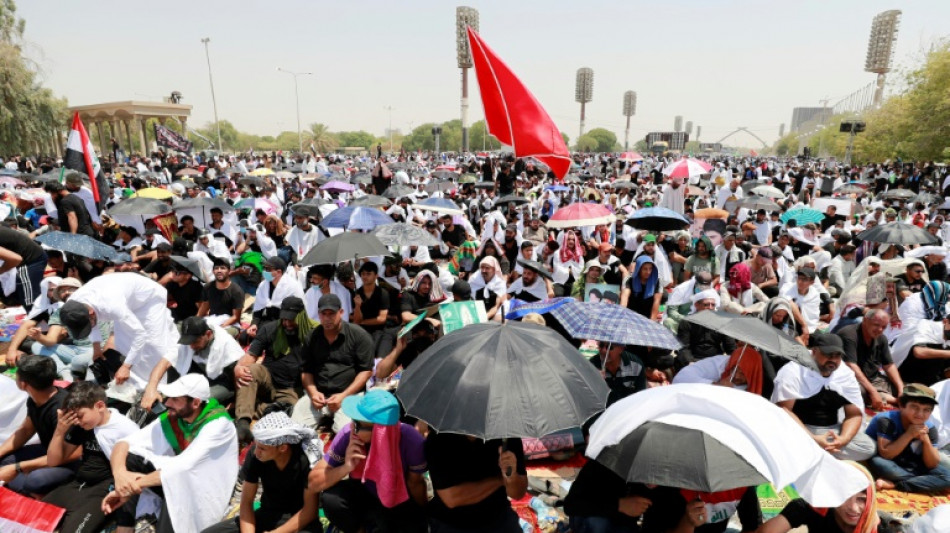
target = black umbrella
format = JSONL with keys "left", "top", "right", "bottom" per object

{"left": 290, "top": 199, "right": 328, "bottom": 218}
{"left": 169, "top": 255, "right": 207, "bottom": 283}
{"left": 372, "top": 223, "right": 439, "bottom": 247}
{"left": 300, "top": 232, "right": 388, "bottom": 265}
{"left": 473, "top": 182, "right": 496, "bottom": 189}
{"left": 350, "top": 194, "right": 392, "bottom": 208}
{"left": 878, "top": 188, "right": 916, "bottom": 201}
{"left": 611, "top": 180, "right": 637, "bottom": 190}
{"left": 682, "top": 311, "right": 815, "bottom": 369}
{"left": 857, "top": 222, "right": 938, "bottom": 245}
{"left": 396, "top": 321, "right": 609, "bottom": 439}
{"left": 736, "top": 195, "right": 780, "bottom": 212}
{"left": 594, "top": 421, "right": 769, "bottom": 491}
{"left": 238, "top": 176, "right": 266, "bottom": 187}
{"left": 429, "top": 170, "right": 457, "bottom": 181}
{"left": 425, "top": 180, "right": 456, "bottom": 193}
{"left": 495, "top": 194, "right": 529, "bottom": 206}
{"left": 516, "top": 258, "right": 552, "bottom": 280}
{"left": 913, "top": 192, "right": 942, "bottom": 205}
{"left": 381, "top": 184, "right": 415, "bottom": 199}
{"left": 107, "top": 197, "right": 172, "bottom": 216}
{"left": 175, "top": 196, "right": 235, "bottom": 212}
{"left": 624, "top": 207, "right": 690, "bottom": 231}
{"left": 36, "top": 231, "right": 120, "bottom": 261}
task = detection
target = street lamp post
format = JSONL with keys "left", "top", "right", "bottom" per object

{"left": 200, "top": 38, "right": 222, "bottom": 151}
{"left": 277, "top": 67, "right": 313, "bottom": 153}
{"left": 456, "top": 7, "right": 479, "bottom": 154}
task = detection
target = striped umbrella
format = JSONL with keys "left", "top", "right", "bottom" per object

{"left": 662, "top": 158, "right": 712, "bottom": 180}
{"left": 550, "top": 301, "right": 681, "bottom": 349}
{"left": 504, "top": 297, "right": 574, "bottom": 320}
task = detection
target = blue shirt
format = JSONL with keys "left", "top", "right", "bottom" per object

{"left": 865, "top": 409, "right": 938, "bottom": 468}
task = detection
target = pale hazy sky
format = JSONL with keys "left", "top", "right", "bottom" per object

{"left": 17, "top": 1, "right": 949, "bottom": 147}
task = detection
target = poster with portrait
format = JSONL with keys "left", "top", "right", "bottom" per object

{"left": 584, "top": 283, "right": 620, "bottom": 304}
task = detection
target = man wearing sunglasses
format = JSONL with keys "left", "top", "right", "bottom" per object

{"left": 895, "top": 262, "right": 927, "bottom": 305}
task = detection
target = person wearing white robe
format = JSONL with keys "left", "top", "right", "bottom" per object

{"left": 657, "top": 177, "right": 686, "bottom": 214}
{"left": 285, "top": 215, "right": 324, "bottom": 262}
{"left": 104, "top": 374, "right": 238, "bottom": 533}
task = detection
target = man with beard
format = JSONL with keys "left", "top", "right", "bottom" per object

{"left": 772, "top": 333, "right": 875, "bottom": 461}
{"left": 102, "top": 374, "right": 238, "bottom": 533}
{"left": 508, "top": 259, "right": 554, "bottom": 303}
{"left": 143, "top": 242, "right": 175, "bottom": 281}
{"left": 285, "top": 212, "right": 323, "bottom": 263}
{"left": 500, "top": 225, "right": 521, "bottom": 268}
{"left": 198, "top": 257, "right": 246, "bottom": 335}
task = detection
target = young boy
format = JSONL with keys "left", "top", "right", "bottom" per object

{"left": 865, "top": 383, "right": 950, "bottom": 493}
{"left": 42, "top": 381, "right": 139, "bottom": 533}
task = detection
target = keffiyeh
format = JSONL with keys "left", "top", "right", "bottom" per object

{"left": 252, "top": 412, "right": 322, "bottom": 466}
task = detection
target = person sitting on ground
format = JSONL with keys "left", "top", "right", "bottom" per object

{"left": 468, "top": 256, "right": 508, "bottom": 321}
{"left": 572, "top": 258, "right": 605, "bottom": 301}
{"left": 663, "top": 271, "right": 713, "bottom": 334}
{"left": 837, "top": 309, "right": 904, "bottom": 411}
{"left": 249, "top": 256, "right": 305, "bottom": 338}
{"left": 771, "top": 333, "right": 876, "bottom": 461}
{"left": 758, "top": 461, "right": 880, "bottom": 533}
{"left": 102, "top": 374, "right": 239, "bottom": 533}
{"left": 42, "top": 381, "right": 139, "bottom": 533}
{"left": 0, "top": 355, "right": 78, "bottom": 494}
{"left": 375, "top": 319, "right": 438, "bottom": 382}
{"left": 201, "top": 411, "right": 323, "bottom": 533}
{"left": 293, "top": 294, "right": 374, "bottom": 435}
{"left": 895, "top": 261, "right": 928, "bottom": 304}
{"left": 140, "top": 316, "right": 244, "bottom": 410}
{"left": 197, "top": 257, "right": 245, "bottom": 335}
{"left": 675, "top": 290, "right": 737, "bottom": 370}
{"left": 590, "top": 341, "right": 646, "bottom": 407}
{"left": 865, "top": 383, "right": 950, "bottom": 494}
{"left": 5, "top": 276, "right": 61, "bottom": 368}
{"left": 564, "top": 458, "right": 652, "bottom": 533}
{"left": 673, "top": 341, "right": 769, "bottom": 398}
{"left": 234, "top": 297, "right": 312, "bottom": 444}
{"left": 507, "top": 258, "right": 554, "bottom": 303}
{"left": 719, "top": 262, "right": 768, "bottom": 316}
{"left": 620, "top": 255, "right": 662, "bottom": 320}
{"left": 351, "top": 261, "right": 398, "bottom": 359}
{"left": 163, "top": 260, "right": 204, "bottom": 322}
{"left": 310, "top": 390, "right": 428, "bottom": 533}
{"left": 780, "top": 266, "right": 822, "bottom": 334}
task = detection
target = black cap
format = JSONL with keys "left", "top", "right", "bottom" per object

{"left": 811, "top": 333, "right": 844, "bottom": 356}
{"left": 279, "top": 296, "right": 305, "bottom": 320}
{"left": 59, "top": 300, "right": 92, "bottom": 340}
{"left": 451, "top": 279, "right": 472, "bottom": 300}
{"left": 263, "top": 256, "right": 287, "bottom": 272}
{"left": 317, "top": 294, "right": 342, "bottom": 313}
{"left": 178, "top": 317, "right": 211, "bottom": 345}
{"left": 797, "top": 267, "right": 817, "bottom": 280}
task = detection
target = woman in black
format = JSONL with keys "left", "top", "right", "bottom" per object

{"left": 620, "top": 255, "right": 662, "bottom": 321}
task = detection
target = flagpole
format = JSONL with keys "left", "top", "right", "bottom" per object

{"left": 201, "top": 38, "right": 222, "bottom": 151}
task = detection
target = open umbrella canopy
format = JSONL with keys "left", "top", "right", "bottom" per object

{"left": 587, "top": 384, "right": 870, "bottom": 505}
{"left": 133, "top": 187, "right": 174, "bottom": 200}
{"left": 425, "top": 179, "right": 456, "bottom": 193}
{"left": 737, "top": 195, "right": 780, "bottom": 212}
{"left": 551, "top": 301, "right": 681, "bottom": 350}
{"left": 682, "top": 311, "right": 814, "bottom": 369}
{"left": 834, "top": 183, "right": 868, "bottom": 195}
{"left": 396, "top": 321, "right": 609, "bottom": 439}
{"left": 170, "top": 255, "right": 207, "bottom": 283}
{"left": 494, "top": 194, "right": 529, "bottom": 206}
{"left": 0, "top": 176, "right": 26, "bottom": 188}
{"left": 879, "top": 188, "right": 916, "bottom": 200}
{"left": 176, "top": 196, "right": 235, "bottom": 212}
{"left": 107, "top": 197, "right": 172, "bottom": 216}
{"left": 37, "top": 231, "right": 120, "bottom": 261}
{"left": 290, "top": 198, "right": 329, "bottom": 218}
{"left": 415, "top": 197, "right": 464, "bottom": 216}
{"left": 749, "top": 185, "right": 785, "bottom": 199}
{"left": 372, "top": 223, "right": 440, "bottom": 247}
{"left": 428, "top": 170, "right": 458, "bottom": 181}
{"left": 458, "top": 174, "right": 478, "bottom": 184}
{"left": 350, "top": 194, "right": 392, "bottom": 208}
{"left": 234, "top": 197, "right": 278, "bottom": 215}
{"left": 624, "top": 206, "right": 690, "bottom": 231}
{"left": 547, "top": 203, "right": 614, "bottom": 229}
{"left": 381, "top": 184, "right": 415, "bottom": 199}
{"left": 504, "top": 297, "right": 572, "bottom": 320}
{"left": 320, "top": 180, "right": 355, "bottom": 193}
{"left": 248, "top": 168, "right": 274, "bottom": 176}
{"left": 238, "top": 176, "right": 266, "bottom": 187}
{"left": 300, "top": 232, "right": 388, "bottom": 265}
{"left": 175, "top": 168, "right": 202, "bottom": 177}
{"left": 780, "top": 207, "right": 824, "bottom": 225}
{"left": 320, "top": 206, "right": 394, "bottom": 231}
{"left": 857, "top": 222, "right": 938, "bottom": 245}
{"left": 619, "top": 152, "right": 644, "bottom": 162}
{"left": 662, "top": 158, "right": 712, "bottom": 179}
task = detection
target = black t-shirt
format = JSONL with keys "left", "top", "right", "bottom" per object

{"left": 65, "top": 425, "right": 112, "bottom": 483}
{"left": 0, "top": 226, "right": 46, "bottom": 264}
{"left": 837, "top": 323, "right": 893, "bottom": 382}
{"left": 441, "top": 225, "right": 466, "bottom": 248}
{"left": 400, "top": 291, "right": 429, "bottom": 316}
{"left": 426, "top": 433, "right": 526, "bottom": 527}
{"left": 144, "top": 259, "right": 174, "bottom": 280}
{"left": 248, "top": 321, "right": 305, "bottom": 389}
{"left": 497, "top": 172, "right": 515, "bottom": 195}
{"left": 895, "top": 273, "right": 925, "bottom": 297}
{"left": 792, "top": 387, "right": 850, "bottom": 427}
{"left": 56, "top": 194, "right": 95, "bottom": 237}
{"left": 899, "top": 342, "right": 948, "bottom": 386}
{"left": 26, "top": 387, "right": 67, "bottom": 449}
{"left": 624, "top": 275, "right": 660, "bottom": 318}
{"left": 242, "top": 444, "right": 310, "bottom": 514}
{"left": 167, "top": 278, "right": 203, "bottom": 322}
{"left": 355, "top": 284, "right": 390, "bottom": 333}
{"left": 394, "top": 336, "right": 435, "bottom": 370}
{"left": 201, "top": 281, "right": 246, "bottom": 317}
{"left": 303, "top": 321, "right": 374, "bottom": 395}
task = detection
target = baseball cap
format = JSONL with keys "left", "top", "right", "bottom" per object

{"left": 341, "top": 390, "right": 400, "bottom": 426}
{"left": 642, "top": 234, "right": 657, "bottom": 243}
{"left": 811, "top": 333, "right": 844, "bottom": 356}
{"left": 263, "top": 256, "right": 287, "bottom": 272}
{"left": 178, "top": 316, "right": 211, "bottom": 345}
{"left": 59, "top": 300, "right": 92, "bottom": 340}
{"left": 901, "top": 383, "right": 938, "bottom": 405}
{"left": 317, "top": 293, "right": 342, "bottom": 313}
{"left": 158, "top": 374, "right": 211, "bottom": 401}
{"left": 279, "top": 296, "right": 306, "bottom": 320}
{"left": 797, "top": 267, "right": 817, "bottom": 280}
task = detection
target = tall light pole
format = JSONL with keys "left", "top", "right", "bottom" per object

{"left": 456, "top": 7, "right": 479, "bottom": 154}
{"left": 865, "top": 10, "right": 901, "bottom": 108}
{"left": 384, "top": 106, "right": 394, "bottom": 152}
{"left": 200, "top": 38, "right": 222, "bottom": 151}
{"left": 277, "top": 68, "right": 313, "bottom": 153}
{"left": 575, "top": 68, "right": 593, "bottom": 142}
{"left": 622, "top": 91, "right": 636, "bottom": 151}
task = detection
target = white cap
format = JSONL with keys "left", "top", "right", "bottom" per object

{"left": 158, "top": 374, "right": 210, "bottom": 401}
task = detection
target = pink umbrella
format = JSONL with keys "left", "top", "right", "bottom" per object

{"left": 320, "top": 180, "right": 356, "bottom": 193}
{"left": 662, "top": 158, "right": 712, "bottom": 180}
{"left": 546, "top": 203, "right": 615, "bottom": 228}
{"left": 619, "top": 152, "right": 644, "bottom": 162}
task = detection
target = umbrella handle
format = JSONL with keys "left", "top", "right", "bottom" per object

{"left": 729, "top": 344, "right": 748, "bottom": 383}
{"left": 501, "top": 438, "right": 513, "bottom": 477}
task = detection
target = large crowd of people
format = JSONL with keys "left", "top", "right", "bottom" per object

{"left": 2, "top": 147, "right": 950, "bottom": 533}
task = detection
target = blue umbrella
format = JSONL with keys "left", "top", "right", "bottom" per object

{"left": 504, "top": 297, "right": 574, "bottom": 320}
{"left": 320, "top": 206, "right": 395, "bottom": 231}
{"left": 37, "top": 231, "right": 120, "bottom": 261}
{"left": 545, "top": 185, "right": 570, "bottom": 192}
{"left": 550, "top": 300, "right": 681, "bottom": 349}
{"left": 415, "top": 197, "right": 464, "bottom": 215}
{"left": 625, "top": 207, "right": 690, "bottom": 231}
{"left": 779, "top": 207, "right": 824, "bottom": 225}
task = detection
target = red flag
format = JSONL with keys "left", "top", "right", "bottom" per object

{"left": 466, "top": 27, "right": 571, "bottom": 179}
{"left": 0, "top": 486, "right": 65, "bottom": 533}
{"left": 64, "top": 112, "right": 102, "bottom": 203}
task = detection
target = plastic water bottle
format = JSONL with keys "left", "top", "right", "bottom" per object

{"left": 530, "top": 497, "right": 560, "bottom": 530}
{"left": 519, "top": 518, "right": 534, "bottom": 533}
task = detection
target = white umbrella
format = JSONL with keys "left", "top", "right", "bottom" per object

{"left": 662, "top": 158, "right": 712, "bottom": 180}
{"left": 586, "top": 384, "right": 868, "bottom": 507}
{"left": 750, "top": 185, "right": 785, "bottom": 199}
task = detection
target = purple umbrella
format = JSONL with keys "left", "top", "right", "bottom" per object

{"left": 320, "top": 180, "right": 355, "bottom": 193}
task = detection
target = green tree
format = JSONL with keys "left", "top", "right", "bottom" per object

{"left": 305, "top": 123, "right": 338, "bottom": 153}
{"left": 584, "top": 128, "right": 618, "bottom": 152}
{"left": 0, "top": 0, "right": 68, "bottom": 156}
{"left": 575, "top": 134, "right": 598, "bottom": 152}
{"left": 633, "top": 139, "right": 649, "bottom": 153}
{"left": 772, "top": 133, "right": 800, "bottom": 157}
{"left": 336, "top": 130, "right": 377, "bottom": 151}
{"left": 560, "top": 131, "right": 570, "bottom": 148}
{"left": 469, "top": 120, "right": 502, "bottom": 151}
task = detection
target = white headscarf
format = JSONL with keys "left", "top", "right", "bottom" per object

{"left": 690, "top": 288, "right": 720, "bottom": 313}
{"left": 468, "top": 256, "right": 506, "bottom": 299}
{"left": 28, "top": 276, "right": 62, "bottom": 320}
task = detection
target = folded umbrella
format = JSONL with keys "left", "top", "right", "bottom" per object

{"left": 372, "top": 223, "right": 439, "bottom": 247}
{"left": 396, "top": 321, "right": 609, "bottom": 439}
{"left": 300, "top": 232, "right": 388, "bottom": 265}
{"left": 682, "top": 310, "right": 814, "bottom": 369}
{"left": 857, "top": 222, "right": 938, "bottom": 246}
{"left": 551, "top": 300, "right": 681, "bottom": 350}
{"left": 587, "top": 384, "right": 870, "bottom": 506}
{"left": 624, "top": 207, "right": 690, "bottom": 231}
{"left": 37, "top": 231, "right": 119, "bottom": 261}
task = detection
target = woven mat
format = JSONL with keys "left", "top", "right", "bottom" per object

{"left": 876, "top": 489, "right": 950, "bottom": 515}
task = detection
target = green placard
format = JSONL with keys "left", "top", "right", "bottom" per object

{"left": 439, "top": 300, "right": 487, "bottom": 335}
{"left": 756, "top": 483, "right": 800, "bottom": 520}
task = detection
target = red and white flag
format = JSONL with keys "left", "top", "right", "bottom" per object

{"left": 64, "top": 112, "right": 104, "bottom": 204}
{"left": 0, "top": 487, "right": 65, "bottom": 533}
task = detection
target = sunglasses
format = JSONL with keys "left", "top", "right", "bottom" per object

{"left": 913, "top": 270, "right": 925, "bottom": 274}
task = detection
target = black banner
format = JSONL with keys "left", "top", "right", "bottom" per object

{"left": 154, "top": 124, "right": 193, "bottom": 153}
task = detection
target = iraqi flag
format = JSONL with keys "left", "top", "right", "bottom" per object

{"left": 64, "top": 112, "right": 106, "bottom": 207}
{"left": 0, "top": 487, "right": 65, "bottom": 533}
